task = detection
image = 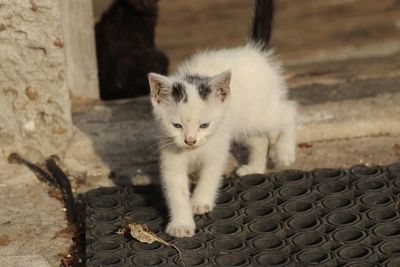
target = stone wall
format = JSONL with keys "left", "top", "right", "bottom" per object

{"left": 0, "top": 0, "right": 73, "bottom": 161}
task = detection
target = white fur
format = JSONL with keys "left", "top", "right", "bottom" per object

{"left": 149, "top": 44, "right": 297, "bottom": 238}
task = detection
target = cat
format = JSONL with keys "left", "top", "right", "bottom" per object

{"left": 147, "top": 0, "right": 296, "bottom": 237}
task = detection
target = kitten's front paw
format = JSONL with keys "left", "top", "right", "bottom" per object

{"left": 278, "top": 147, "right": 295, "bottom": 167}
{"left": 236, "top": 165, "right": 264, "bottom": 176}
{"left": 166, "top": 220, "right": 195, "bottom": 238}
{"left": 192, "top": 202, "right": 214, "bottom": 215}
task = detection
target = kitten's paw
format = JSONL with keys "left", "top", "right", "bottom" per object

{"left": 165, "top": 221, "right": 195, "bottom": 238}
{"left": 192, "top": 198, "right": 214, "bottom": 215}
{"left": 278, "top": 147, "right": 296, "bottom": 167}
{"left": 236, "top": 165, "right": 264, "bottom": 176}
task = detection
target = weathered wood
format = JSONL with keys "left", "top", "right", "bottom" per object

{"left": 286, "top": 53, "right": 400, "bottom": 88}
{"left": 61, "top": 0, "right": 99, "bottom": 99}
{"left": 157, "top": 0, "right": 400, "bottom": 69}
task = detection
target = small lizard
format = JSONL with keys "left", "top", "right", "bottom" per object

{"left": 117, "top": 223, "right": 184, "bottom": 265}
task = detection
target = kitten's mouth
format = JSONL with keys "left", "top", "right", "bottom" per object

{"left": 184, "top": 143, "right": 200, "bottom": 150}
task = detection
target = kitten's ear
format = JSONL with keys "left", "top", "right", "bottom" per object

{"left": 148, "top": 73, "right": 172, "bottom": 104}
{"left": 210, "top": 70, "right": 231, "bottom": 102}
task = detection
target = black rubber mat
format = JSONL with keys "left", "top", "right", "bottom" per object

{"left": 84, "top": 163, "right": 400, "bottom": 266}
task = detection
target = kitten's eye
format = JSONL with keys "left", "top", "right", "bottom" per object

{"left": 199, "top": 123, "right": 210, "bottom": 129}
{"left": 172, "top": 123, "right": 182, "bottom": 129}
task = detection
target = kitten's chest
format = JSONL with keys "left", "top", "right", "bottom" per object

{"left": 186, "top": 148, "right": 207, "bottom": 172}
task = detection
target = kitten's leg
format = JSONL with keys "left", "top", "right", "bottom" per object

{"left": 161, "top": 152, "right": 195, "bottom": 238}
{"left": 276, "top": 102, "right": 297, "bottom": 166}
{"left": 236, "top": 136, "right": 269, "bottom": 176}
{"left": 192, "top": 145, "right": 229, "bottom": 215}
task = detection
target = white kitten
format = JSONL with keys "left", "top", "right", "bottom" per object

{"left": 147, "top": 0, "right": 296, "bottom": 237}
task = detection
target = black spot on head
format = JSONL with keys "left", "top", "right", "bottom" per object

{"left": 171, "top": 82, "right": 188, "bottom": 103}
{"left": 197, "top": 83, "right": 211, "bottom": 100}
{"left": 184, "top": 74, "right": 212, "bottom": 100}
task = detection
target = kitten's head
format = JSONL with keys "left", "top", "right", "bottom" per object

{"left": 148, "top": 71, "right": 231, "bottom": 149}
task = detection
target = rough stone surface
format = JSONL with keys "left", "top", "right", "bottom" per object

{"left": 0, "top": 163, "right": 72, "bottom": 266}
{"left": 0, "top": 0, "right": 73, "bottom": 162}
{"left": 0, "top": 255, "right": 52, "bottom": 267}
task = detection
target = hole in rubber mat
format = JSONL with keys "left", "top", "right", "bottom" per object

{"left": 91, "top": 254, "right": 123, "bottom": 266}
{"left": 89, "top": 225, "right": 121, "bottom": 239}
{"left": 94, "top": 187, "right": 122, "bottom": 198}
{"left": 173, "top": 238, "right": 203, "bottom": 250}
{"left": 214, "top": 254, "right": 249, "bottom": 266}
{"left": 248, "top": 219, "right": 280, "bottom": 233}
{"left": 208, "top": 222, "right": 241, "bottom": 235}
{"left": 279, "top": 185, "right": 309, "bottom": 198}
{"left": 317, "top": 181, "right": 347, "bottom": 194}
{"left": 130, "top": 241, "right": 162, "bottom": 251}
{"left": 332, "top": 228, "right": 365, "bottom": 243}
{"left": 92, "top": 241, "right": 122, "bottom": 252}
{"left": 89, "top": 213, "right": 120, "bottom": 223}
{"left": 215, "top": 192, "right": 234, "bottom": 205}
{"left": 287, "top": 215, "right": 319, "bottom": 230}
{"left": 125, "top": 210, "right": 160, "bottom": 224}
{"left": 338, "top": 245, "right": 371, "bottom": 259}
{"left": 361, "top": 193, "right": 393, "bottom": 206}
{"left": 327, "top": 212, "right": 359, "bottom": 226}
{"left": 125, "top": 197, "right": 152, "bottom": 208}
{"left": 130, "top": 254, "right": 165, "bottom": 266}
{"left": 237, "top": 174, "right": 267, "bottom": 187}
{"left": 284, "top": 200, "right": 313, "bottom": 213}
{"left": 292, "top": 232, "right": 325, "bottom": 247}
{"left": 384, "top": 258, "right": 400, "bottom": 267}
{"left": 240, "top": 189, "right": 271, "bottom": 202}
{"left": 276, "top": 170, "right": 306, "bottom": 183}
{"left": 379, "top": 240, "right": 400, "bottom": 255}
{"left": 312, "top": 168, "right": 343, "bottom": 179}
{"left": 321, "top": 197, "right": 353, "bottom": 209}
{"left": 373, "top": 223, "right": 400, "bottom": 238}
{"left": 212, "top": 237, "right": 244, "bottom": 251}
{"left": 255, "top": 252, "right": 290, "bottom": 266}
{"left": 88, "top": 198, "right": 121, "bottom": 210}
{"left": 243, "top": 204, "right": 274, "bottom": 217}
{"left": 297, "top": 249, "right": 330, "bottom": 264}
{"left": 208, "top": 207, "right": 236, "bottom": 220}
{"left": 251, "top": 235, "right": 285, "bottom": 250}
{"left": 368, "top": 207, "right": 397, "bottom": 221}
{"left": 356, "top": 180, "right": 386, "bottom": 192}
{"left": 351, "top": 166, "right": 380, "bottom": 176}
{"left": 177, "top": 254, "right": 208, "bottom": 266}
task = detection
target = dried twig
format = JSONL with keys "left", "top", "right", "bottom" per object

{"left": 46, "top": 158, "right": 77, "bottom": 225}
{"left": 8, "top": 153, "right": 58, "bottom": 186}
{"left": 118, "top": 223, "right": 184, "bottom": 265}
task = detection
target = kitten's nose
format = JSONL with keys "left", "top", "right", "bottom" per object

{"left": 184, "top": 138, "right": 196, "bottom": 146}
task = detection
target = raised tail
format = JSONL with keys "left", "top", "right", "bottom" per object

{"left": 250, "top": 0, "right": 274, "bottom": 50}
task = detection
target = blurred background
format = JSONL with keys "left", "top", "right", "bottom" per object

{"left": 93, "top": 0, "right": 400, "bottom": 101}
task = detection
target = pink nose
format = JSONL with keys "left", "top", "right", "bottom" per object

{"left": 184, "top": 138, "right": 196, "bottom": 146}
